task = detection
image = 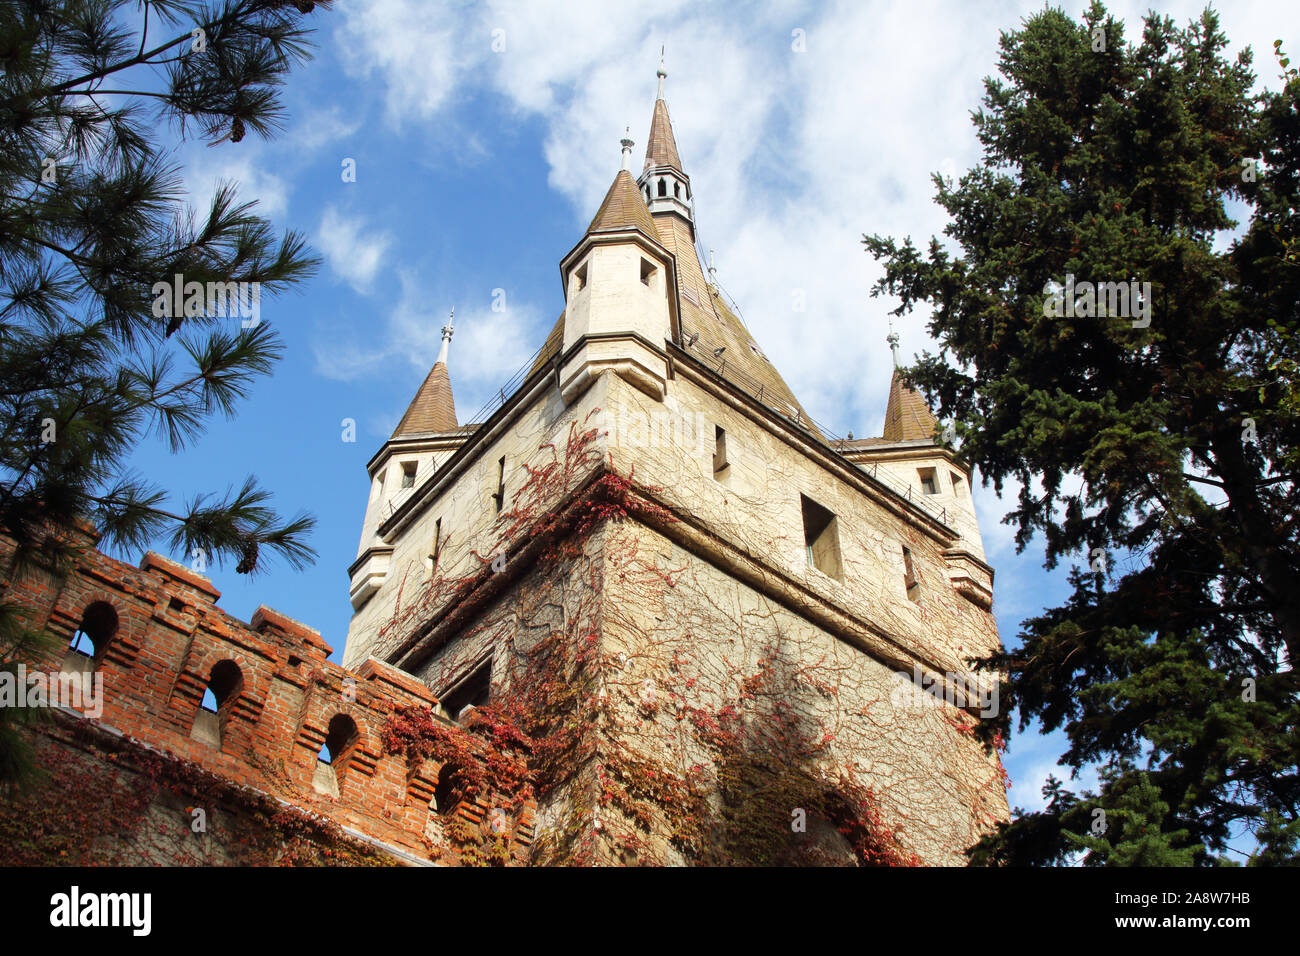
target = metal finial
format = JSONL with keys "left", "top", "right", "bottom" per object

{"left": 708, "top": 249, "right": 717, "bottom": 283}
{"left": 437, "top": 308, "right": 454, "bottom": 365}
{"left": 656, "top": 47, "right": 666, "bottom": 99}
{"left": 887, "top": 317, "right": 901, "bottom": 369}
{"left": 620, "top": 126, "right": 634, "bottom": 171}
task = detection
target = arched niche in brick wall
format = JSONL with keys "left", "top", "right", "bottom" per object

{"left": 61, "top": 600, "right": 118, "bottom": 676}
{"left": 191, "top": 659, "right": 245, "bottom": 750}
{"left": 312, "top": 713, "right": 360, "bottom": 798}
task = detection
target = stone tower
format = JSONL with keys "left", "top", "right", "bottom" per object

{"left": 341, "top": 66, "right": 1009, "bottom": 865}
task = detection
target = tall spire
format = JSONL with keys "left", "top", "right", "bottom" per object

{"left": 643, "top": 55, "right": 683, "bottom": 175}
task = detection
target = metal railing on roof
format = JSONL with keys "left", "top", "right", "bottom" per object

{"left": 462, "top": 339, "right": 549, "bottom": 429}
{"left": 676, "top": 323, "right": 950, "bottom": 526}
{"left": 448, "top": 320, "right": 950, "bottom": 528}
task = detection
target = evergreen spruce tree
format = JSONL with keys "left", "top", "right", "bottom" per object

{"left": 0, "top": 0, "right": 331, "bottom": 787}
{"left": 864, "top": 2, "right": 1299, "bottom": 864}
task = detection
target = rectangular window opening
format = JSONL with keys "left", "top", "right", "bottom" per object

{"left": 401, "top": 461, "right": 417, "bottom": 489}
{"left": 492, "top": 456, "right": 506, "bottom": 513}
{"left": 712, "top": 425, "right": 729, "bottom": 479}
{"left": 640, "top": 257, "right": 656, "bottom": 286}
{"left": 800, "top": 494, "right": 843, "bottom": 581}
{"left": 574, "top": 261, "right": 588, "bottom": 292}
{"left": 440, "top": 657, "right": 493, "bottom": 724}
{"left": 903, "top": 546, "right": 921, "bottom": 602}
{"left": 427, "top": 517, "right": 442, "bottom": 577}
{"left": 918, "top": 467, "right": 938, "bottom": 496}
{"left": 951, "top": 472, "right": 964, "bottom": 496}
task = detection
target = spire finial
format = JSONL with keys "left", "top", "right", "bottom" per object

{"left": 656, "top": 46, "right": 666, "bottom": 100}
{"left": 620, "top": 126, "right": 634, "bottom": 171}
{"left": 887, "top": 317, "right": 901, "bottom": 369}
{"left": 708, "top": 248, "right": 717, "bottom": 283}
{"left": 437, "top": 307, "right": 454, "bottom": 365}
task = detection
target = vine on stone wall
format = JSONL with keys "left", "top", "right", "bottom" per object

{"left": 0, "top": 721, "right": 396, "bottom": 866}
{"left": 377, "top": 409, "right": 933, "bottom": 865}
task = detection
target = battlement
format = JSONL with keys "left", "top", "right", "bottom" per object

{"left": 0, "top": 531, "right": 535, "bottom": 866}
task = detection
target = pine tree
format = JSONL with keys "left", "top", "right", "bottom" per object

{"left": 864, "top": 2, "right": 1299, "bottom": 864}
{"left": 0, "top": 1, "right": 331, "bottom": 786}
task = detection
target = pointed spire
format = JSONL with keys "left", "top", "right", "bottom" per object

{"left": 881, "top": 327, "right": 938, "bottom": 442}
{"left": 643, "top": 55, "right": 683, "bottom": 175}
{"left": 391, "top": 309, "right": 458, "bottom": 438}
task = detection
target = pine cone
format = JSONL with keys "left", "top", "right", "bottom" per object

{"left": 230, "top": 116, "right": 245, "bottom": 143}
{"left": 297, "top": 1, "right": 316, "bottom": 12}
{"left": 236, "top": 540, "right": 258, "bottom": 574}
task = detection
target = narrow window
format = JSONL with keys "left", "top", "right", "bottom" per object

{"left": 401, "top": 461, "right": 417, "bottom": 489}
{"left": 673, "top": 182, "right": 681, "bottom": 198}
{"left": 371, "top": 470, "right": 385, "bottom": 500}
{"left": 491, "top": 456, "right": 506, "bottom": 513}
{"left": 574, "top": 261, "right": 588, "bottom": 292}
{"left": 902, "top": 547, "right": 921, "bottom": 602}
{"left": 435, "top": 762, "right": 462, "bottom": 814}
{"left": 713, "top": 425, "right": 729, "bottom": 479}
{"left": 440, "top": 658, "right": 493, "bottom": 723}
{"left": 800, "top": 494, "right": 843, "bottom": 580}
{"left": 427, "top": 517, "right": 443, "bottom": 577}
{"left": 640, "top": 257, "right": 656, "bottom": 286}
{"left": 918, "top": 467, "right": 938, "bottom": 495}
{"left": 658, "top": 178, "right": 667, "bottom": 197}
{"left": 951, "top": 472, "right": 964, "bottom": 496}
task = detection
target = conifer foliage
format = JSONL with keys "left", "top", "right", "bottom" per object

{"left": 0, "top": 0, "right": 330, "bottom": 577}
{"left": 864, "top": 2, "right": 1299, "bottom": 864}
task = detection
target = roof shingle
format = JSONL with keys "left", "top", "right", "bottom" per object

{"left": 882, "top": 369, "right": 938, "bottom": 442}
{"left": 643, "top": 98, "right": 683, "bottom": 174}
{"left": 391, "top": 361, "right": 457, "bottom": 438}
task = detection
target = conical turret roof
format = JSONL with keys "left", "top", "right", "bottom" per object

{"left": 882, "top": 368, "right": 938, "bottom": 442}
{"left": 532, "top": 69, "right": 817, "bottom": 435}
{"left": 392, "top": 360, "right": 457, "bottom": 438}
{"left": 587, "top": 169, "right": 662, "bottom": 242}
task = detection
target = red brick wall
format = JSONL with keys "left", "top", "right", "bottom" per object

{"left": 0, "top": 529, "right": 534, "bottom": 865}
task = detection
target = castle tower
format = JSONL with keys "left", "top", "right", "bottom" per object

{"left": 341, "top": 65, "right": 1008, "bottom": 865}
{"left": 348, "top": 313, "right": 467, "bottom": 612}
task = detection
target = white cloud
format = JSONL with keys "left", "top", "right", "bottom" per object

{"left": 312, "top": 267, "right": 543, "bottom": 433}
{"left": 292, "top": 106, "right": 362, "bottom": 152}
{"left": 184, "top": 150, "right": 289, "bottom": 220}
{"left": 316, "top": 206, "right": 393, "bottom": 292}
{"left": 325, "top": 0, "right": 1286, "bottom": 533}
{"left": 335, "top": 0, "right": 473, "bottom": 125}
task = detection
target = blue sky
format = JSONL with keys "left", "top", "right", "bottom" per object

{"left": 114, "top": 0, "right": 1290, "bottom": 836}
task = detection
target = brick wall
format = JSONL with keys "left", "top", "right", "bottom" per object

{"left": 0, "top": 527, "right": 534, "bottom": 866}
